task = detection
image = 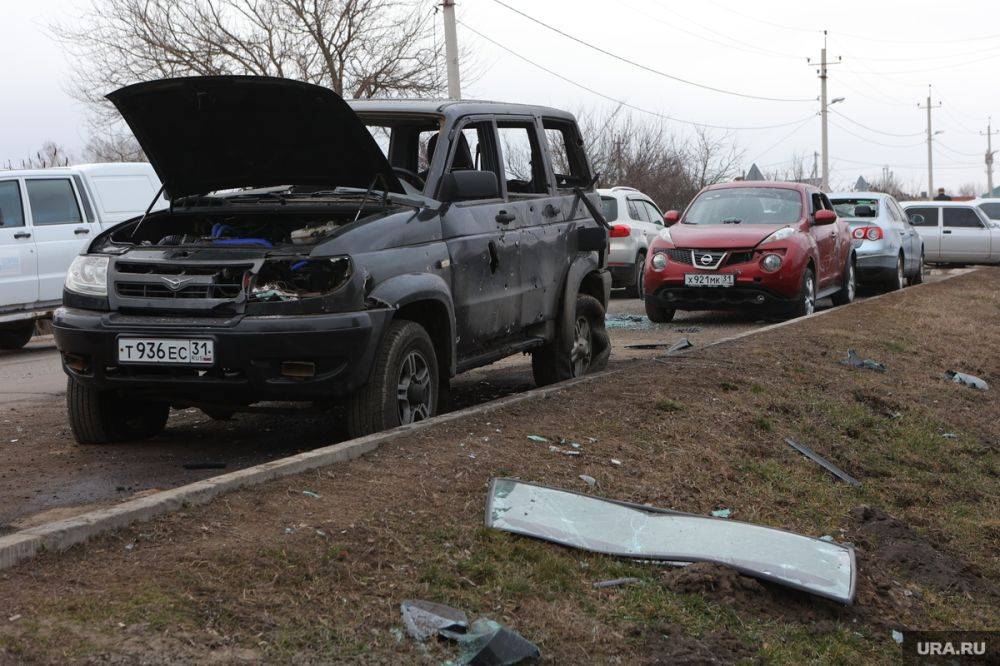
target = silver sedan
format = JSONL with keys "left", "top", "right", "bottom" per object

{"left": 828, "top": 191, "right": 924, "bottom": 290}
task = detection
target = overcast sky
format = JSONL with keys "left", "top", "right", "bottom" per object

{"left": 3, "top": 0, "right": 998, "bottom": 193}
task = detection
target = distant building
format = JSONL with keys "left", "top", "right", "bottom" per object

{"left": 854, "top": 176, "right": 871, "bottom": 191}
{"left": 744, "top": 163, "right": 765, "bottom": 181}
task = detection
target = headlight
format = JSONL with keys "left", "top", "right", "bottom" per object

{"left": 651, "top": 253, "right": 668, "bottom": 270}
{"left": 760, "top": 253, "right": 782, "bottom": 272}
{"left": 760, "top": 227, "right": 795, "bottom": 245}
{"left": 65, "top": 256, "right": 109, "bottom": 296}
{"left": 249, "top": 256, "right": 352, "bottom": 302}
{"left": 657, "top": 227, "right": 674, "bottom": 244}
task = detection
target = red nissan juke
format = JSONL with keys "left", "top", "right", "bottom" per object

{"left": 643, "top": 181, "right": 856, "bottom": 322}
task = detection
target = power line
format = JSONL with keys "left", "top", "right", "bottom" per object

{"left": 749, "top": 116, "right": 815, "bottom": 164}
{"left": 487, "top": 0, "right": 814, "bottom": 103}
{"left": 458, "top": 20, "right": 817, "bottom": 131}
{"left": 831, "top": 155, "right": 980, "bottom": 170}
{"left": 830, "top": 109, "right": 923, "bottom": 137}
{"left": 828, "top": 120, "right": 925, "bottom": 148}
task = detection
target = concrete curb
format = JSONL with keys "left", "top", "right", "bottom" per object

{"left": 0, "top": 269, "right": 973, "bottom": 571}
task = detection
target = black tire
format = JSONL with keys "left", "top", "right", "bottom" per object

{"left": 532, "top": 294, "right": 610, "bottom": 387}
{"left": 788, "top": 267, "right": 816, "bottom": 319}
{"left": 0, "top": 322, "right": 34, "bottom": 350}
{"left": 908, "top": 252, "right": 925, "bottom": 285}
{"left": 346, "top": 320, "right": 438, "bottom": 438}
{"left": 623, "top": 252, "right": 646, "bottom": 299}
{"left": 644, "top": 299, "right": 676, "bottom": 323}
{"left": 884, "top": 254, "right": 905, "bottom": 292}
{"left": 831, "top": 253, "right": 856, "bottom": 306}
{"left": 67, "top": 377, "right": 169, "bottom": 444}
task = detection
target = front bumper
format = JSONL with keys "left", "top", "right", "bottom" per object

{"left": 645, "top": 284, "right": 795, "bottom": 312}
{"left": 52, "top": 307, "right": 392, "bottom": 402}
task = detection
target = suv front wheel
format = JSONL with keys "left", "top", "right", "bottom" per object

{"left": 532, "top": 294, "right": 610, "bottom": 386}
{"left": 67, "top": 377, "right": 169, "bottom": 444}
{"left": 347, "top": 320, "right": 438, "bottom": 438}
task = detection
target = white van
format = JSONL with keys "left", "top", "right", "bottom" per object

{"left": 0, "top": 163, "right": 165, "bottom": 349}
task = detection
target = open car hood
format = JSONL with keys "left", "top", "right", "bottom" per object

{"left": 107, "top": 76, "right": 403, "bottom": 200}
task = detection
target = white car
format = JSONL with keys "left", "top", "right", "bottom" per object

{"left": 971, "top": 198, "right": 1000, "bottom": 226}
{"left": 901, "top": 200, "right": 1000, "bottom": 265}
{"left": 0, "top": 163, "right": 165, "bottom": 349}
{"left": 598, "top": 186, "right": 666, "bottom": 298}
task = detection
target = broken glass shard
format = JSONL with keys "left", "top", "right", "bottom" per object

{"left": 840, "top": 348, "right": 886, "bottom": 372}
{"left": 945, "top": 370, "right": 988, "bottom": 391}
{"left": 400, "top": 599, "right": 468, "bottom": 642}
{"left": 485, "top": 478, "right": 856, "bottom": 604}
{"left": 440, "top": 618, "right": 540, "bottom": 666}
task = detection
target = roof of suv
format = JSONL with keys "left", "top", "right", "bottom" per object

{"left": 347, "top": 99, "right": 576, "bottom": 122}
{"left": 828, "top": 191, "right": 889, "bottom": 200}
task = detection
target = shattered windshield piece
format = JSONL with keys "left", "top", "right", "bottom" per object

{"left": 400, "top": 600, "right": 468, "bottom": 642}
{"left": 945, "top": 370, "right": 989, "bottom": 390}
{"left": 784, "top": 437, "right": 862, "bottom": 486}
{"left": 485, "top": 478, "right": 856, "bottom": 604}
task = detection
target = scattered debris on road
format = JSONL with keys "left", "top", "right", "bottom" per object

{"left": 526, "top": 435, "right": 548, "bottom": 443}
{"left": 945, "top": 370, "right": 989, "bottom": 390}
{"left": 625, "top": 337, "right": 692, "bottom": 352}
{"left": 940, "top": 432, "right": 958, "bottom": 439}
{"left": 182, "top": 462, "right": 227, "bottom": 470}
{"left": 784, "top": 437, "right": 862, "bottom": 486}
{"left": 579, "top": 474, "right": 597, "bottom": 488}
{"left": 301, "top": 490, "right": 321, "bottom": 499}
{"left": 840, "top": 348, "right": 887, "bottom": 372}
{"left": 400, "top": 599, "right": 468, "bottom": 642}
{"left": 674, "top": 326, "right": 703, "bottom": 333}
{"left": 485, "top": 478, "right": 856, "bottom": 603}
{"left": 605, "top": 314, "right": 649, "bottom": 330}
{"left": 711, "top": 508, "right": 732, "bottom": 518}
{"left": 593, "top": 577, "right": 640, "bottom": 589}
{"left": 610, "top": 458, "right": 622, "bottom": 466}
{"left": 549, "top": 445, "right": 581, "bottom": 457}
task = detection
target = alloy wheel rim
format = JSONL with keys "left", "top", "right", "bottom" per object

{"left": 897, "top": 258, "right": 905, "bottom": 288}
{"left": 805, "top": 276, "right": 815, "bottom": 315}
{"left": 636, "top": 260, "right": 645, "bottom": 299}
{"left": 396, "top": 350, "right": 431, "bottom": 424}
{"left": 570, "top": 316, "right": 593, "bottom": 377}
{"left": 847, "top": 263, "right": 856, "bottom": 301}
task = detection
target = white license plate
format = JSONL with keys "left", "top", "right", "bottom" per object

{"left": 118, "top": 338, "right": 214, "bottom": 365}
{"left": 684, "top": 273, "right": 734, "bottom": 287}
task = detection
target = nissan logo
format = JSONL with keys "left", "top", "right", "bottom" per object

{"left": 699, "top": 254, "right": 714, "bottom": 265}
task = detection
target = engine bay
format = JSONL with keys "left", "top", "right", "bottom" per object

{"left": 110, "top": 207, "right": 387, "bottom": 249}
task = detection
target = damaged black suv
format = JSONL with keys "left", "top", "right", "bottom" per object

{"left": 55, "top": 76, "right": 612, "bottom": 443}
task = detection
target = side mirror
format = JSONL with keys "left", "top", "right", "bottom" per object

{"left": 438, "top": 170, "right": 499, "bottom": 202}
{"left": 814, "top": 209, "right": 837, "bottom": 225}
{"left": 663, "top": 210, "right": 680, "bottom": 226}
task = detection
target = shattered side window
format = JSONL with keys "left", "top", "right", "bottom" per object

{"left": 497, "top": 122, "right": 548, "bottom": 196}
{"left": 368, "top": 125, "right": 391, "bottom": 158}
{"left": 600, "top": 196, "right": 618, "bottom": 222}
{"left": 542, "top": 119, "right": 590, "bottom": 189}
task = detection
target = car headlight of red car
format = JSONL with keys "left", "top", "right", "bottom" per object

{"left": 760, "top": 253, "right": 782, "bottom": 272}
{"left": 760, "top": 226, "right": 795, "bottom": 244}
{"left": 651, "top": 252, "right": 668, "bottom": 270}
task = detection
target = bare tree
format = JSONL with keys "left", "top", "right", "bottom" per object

{"left": 9, "top": 142, "right": 73, "bottom": 169}
{"left": 685, "top": 126, "right": 744, "bottom": 190}
{"left": 958, "top": 182, "right": 983, "bottom": 198}
{"left": 52, "top": 0, "right": 450, "bottom": 153}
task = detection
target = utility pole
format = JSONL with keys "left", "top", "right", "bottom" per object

{"left": 918, "top": 86, "right": 942, "bottom": 198}
{"left": 982, "top": 117, "right": 998, "bottom": 196}
{"left": 807, "top": 32, "right": 841, "bottom": 192}
{"left": 442, "top": 0, "right": 462, "bottom": 99}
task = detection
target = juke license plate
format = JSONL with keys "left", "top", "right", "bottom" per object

{"left": 117, "top": 338, "right": 215, "bottom": 365}
{"left": 684, "top": 273, "right": 734, "bottom": 287}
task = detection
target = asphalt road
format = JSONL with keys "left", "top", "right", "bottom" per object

{"left": 0, "top": 272, "right": 962, "bottom": 531}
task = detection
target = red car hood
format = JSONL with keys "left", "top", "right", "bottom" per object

{"left": 669, "top": 223, "right": 791, "bottom": 249}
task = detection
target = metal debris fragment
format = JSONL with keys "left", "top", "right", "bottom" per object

{"left": 485, "top": 478, "right": 856, "bottom": 604}
{"left": 302, "top": 490, "right": 321, "bottom": 499}
{"left": 674, "top": 326, "right": 703, "bottom": 333}
{"left": 579, "top": 474, "right": 597, "bottom": 488}
{"left": 400, "top": 599, "right": 469, "bottom": 642}
{"left": 625, "top": 338, "right": 693, "bottom": 352}
{"left": 593, "top": 577, "right": 640, "bottom": 588}
{"left": 940, "top": 433, "right": 958, "bottom": 440}
{"left": 526, "top": 435, "right": 549, "bottom": 443}
{"left": 785, "top": 437, "right": 861, "bottom": 486}
{"left": 440, "top": 618, "right": 540, "bottom": 666}
{"left": 710, "top": 508, "right": 731, "bottom": 519}
{"left": 610, "top": 459, "right": 622, "bottom": 467}
{"left": 840, "top": 348, "right": 887, "bottom": 372}
{"left": 945, "top": 371, "right": 989, "bottom": 390}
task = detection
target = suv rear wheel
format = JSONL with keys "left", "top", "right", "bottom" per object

{"left": 532, "top": 294, "right": 610, "bottom": 386}
{"left": 623, "top": 252, "right": 646, "bottom": 299}
{"left": 67, "top": 377, "right": 169, "bottom": 444}
{"left": 0, "top": 321, "right": 35, "bottom": 350}
{"left": 346, "top": 320, "right": 438, "bottom": 438}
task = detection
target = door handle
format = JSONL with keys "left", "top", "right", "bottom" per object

{"left": 943, "top": 230, "right": 952, "bottom": 235}
{"left": 829, "top": 231, "right": 836, "bottom": 238}
{"left": 495, "top": 210, "right": 516, "bottom": 225}
{"left": 74, "top": 227, "right": 90, "bottom": 235}
{"left": 13, "top": 231, "right": 31, "bottom": 239}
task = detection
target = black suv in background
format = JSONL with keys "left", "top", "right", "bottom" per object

{"left": 55, "top": 76, "right": 611, "bottom": 443}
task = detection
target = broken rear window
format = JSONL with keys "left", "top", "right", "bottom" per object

{"left": 601, "top": 196, "right": 618, "bottom": 222}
